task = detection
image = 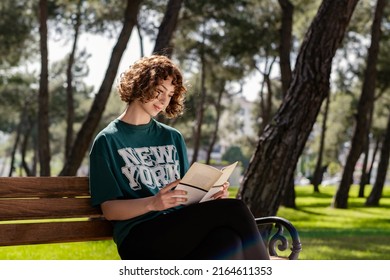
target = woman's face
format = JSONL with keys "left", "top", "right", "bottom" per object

{"left": 141, "top": 77, "right": 175, "bottom": 117}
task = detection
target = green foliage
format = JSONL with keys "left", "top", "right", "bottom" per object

{"left": 327, "top": 162, "right": 342, "bottom": 176}
{"left": 222, "top": 145, "right": 250, "bottom": 169}
{"left": 0, "top": 0, "right": 36, "bottom": 66}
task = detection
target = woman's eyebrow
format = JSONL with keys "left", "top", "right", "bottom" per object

{"left": 160, "top": 85, "right": 175, "bottom": 94}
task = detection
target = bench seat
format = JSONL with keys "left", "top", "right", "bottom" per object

{"left": 0, "top": 176, "right": 301, "bottom": 259}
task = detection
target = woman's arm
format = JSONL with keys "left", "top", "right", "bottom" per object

{"left": 101, "top": 180, "right": 187, "bottom": 221}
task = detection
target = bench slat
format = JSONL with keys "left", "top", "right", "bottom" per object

{"left": 0, "top": 220, "right": 113, "bottom": 246}
{"left": 0, "top": 177, "right": 89, "bottom": 198}
{"left": 0, "top": 198, "right": 103, "bottom": 221}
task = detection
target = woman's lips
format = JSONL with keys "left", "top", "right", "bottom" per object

{"left": 154, "top": 105, "right": 162, "bottom": 111}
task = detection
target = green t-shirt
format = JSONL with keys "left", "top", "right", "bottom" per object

{"left": 89, "top": 118, "right": 189, "bottom": 248}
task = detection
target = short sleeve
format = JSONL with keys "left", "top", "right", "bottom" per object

{"left": 89, "top": 136, "right": 123, "bottom": 207}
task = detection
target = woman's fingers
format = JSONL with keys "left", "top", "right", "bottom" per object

{"left": 159, "top": 179, "right": 180, "bottom": 193}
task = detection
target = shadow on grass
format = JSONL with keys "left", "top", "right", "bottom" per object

{"left": 300, "top": 235, "right": 390, "bottom": 260}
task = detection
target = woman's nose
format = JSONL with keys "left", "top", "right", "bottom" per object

{"left": 158, "top": 92, "right": 168, "bottom": 104}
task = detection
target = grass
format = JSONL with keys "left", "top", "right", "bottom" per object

{"left": 276, "top": 185, "right": 390, "bottom": 260}
{"left": 0, "top": 185, "right": 389, "bottom": 260}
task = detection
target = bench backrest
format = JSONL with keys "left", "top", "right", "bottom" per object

{"left": 0, "top": 176, "right": 113, "bottom": 246}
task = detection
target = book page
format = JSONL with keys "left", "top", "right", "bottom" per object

{"left": 174, "top": 184, "right": 207, "bottom": 205}
{"left": 179, "top": 162, "right": 223, "bottom": 191}
{"left": 199, "top": 185, "right": 223, "bottom": 203}
{"left": 213, "top": 161, "right": 238, "bottom": 186}
{"left": 175, "top": 161, "right": 238, "bottom": 205}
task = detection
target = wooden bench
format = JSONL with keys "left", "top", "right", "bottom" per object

{"left": 0, "top": 176, "right": 302, "bottom": 259}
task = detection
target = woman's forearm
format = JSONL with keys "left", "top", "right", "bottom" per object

{"left": 101, "top": 197, "right": 156, "bottom": 221}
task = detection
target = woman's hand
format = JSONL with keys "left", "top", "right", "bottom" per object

{"left": 211, "top": 181, "right": 230, "bottom": 200}
{"left": 101, "top": 180, "right": 187, "bottom": 221}
{"left": 148, "top": 179, "right": 188, "bottom": 211}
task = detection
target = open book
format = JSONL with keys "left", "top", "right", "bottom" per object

{"left": 174, "top": 161, "right": 238, "bottom": 205}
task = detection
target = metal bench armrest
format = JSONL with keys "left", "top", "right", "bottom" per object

{"left": 256, "top": 216, "right": 302, "bottom": 260}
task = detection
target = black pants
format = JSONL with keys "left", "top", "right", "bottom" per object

{"left": 118, "top": 199, "right": 270, "bottom": 260}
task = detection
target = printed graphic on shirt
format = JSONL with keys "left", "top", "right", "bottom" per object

{"left": 118, "top": 145, "right": 180, "bottom": 190}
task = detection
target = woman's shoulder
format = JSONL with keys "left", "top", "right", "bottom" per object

{"left": 97, "top": 119, "right": 118, "bottom": 137}
{"left": 93, "top": 120, "right": 120, "bottom": 141}
{"left": 154, "top": 119, "right": 183, "bottom": 136}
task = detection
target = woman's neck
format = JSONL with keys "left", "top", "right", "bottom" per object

{"left": 118, "top": 103, "right": 151, "bottom": 125}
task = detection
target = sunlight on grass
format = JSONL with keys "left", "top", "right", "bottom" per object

{"left": 277, "top": 185, "right": 390, "bottom": 260}
{"left": 0, "top": 240, "right": 119, "bottom": 260}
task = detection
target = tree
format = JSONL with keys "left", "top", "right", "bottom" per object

{"left": 333, "top": 0, "right": 386, "bottom": 208}
{"left": 311, "top": 94, "right": 330, "bottom": 192}
{"left": 278, "top": 0, "right": 296, "bottom": 208}
{"left": 238, "top": 0, "right": 359, "bottom": 217}
{"left": 152, "top": 0, "right": 183, "bottom": 57}
{"left": 0, "top": 0, "right": 35, "bottom": 67}
{"left": 59, "top": 0, "right": 142, "bottom": 175}
{"left": 65, "top": 0, "right": 83, "bottom": 160}
{"left": 366, "top": 109, "right": 390, "bottom": 206}
{"left": 38, "top": 0, "right": 51, "bottom": 176}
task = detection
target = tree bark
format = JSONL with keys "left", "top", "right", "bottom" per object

{"left": 206, "top": 86, "right": 224, "bottom": 165}
{"left": 65, "top": 0, "right": 83, "bottom": 161}
{"left": 238, "top": 0, "right": 359, "bottom": 217}
{"left": 358, "top": 136, "right": 370, "bottom": 197}
{"left": 278, "top": 0, "right": 293, "bottom": 95}
{"left": 8, "top": 115, "right": 23, "bottom": 177}
{"left": 366, "top": 111, "right": 390, "bottom": 206}
{"left": 366, "top": 136, "right": 380, "bottom": 186}
{"left": 65, "top": 0, "right": 83, "bottom": 160}
{"left": 21, "top": 120, "right": 34, "bottom": 176}
{"left": 59, "top": 0, "right": 142, "bottom": 175}
{"left": 257, "top": 57, "right": 276, "bottom": 136}
{"left": 191, "top": 27, "right": 207, "bottom": 165}
{"left": 333, "top": 0, "right": 386, "bottom": 208}
{"left": 278, "top": 0, "right": 295, "bottom": 208}
{"left": 38, "top": 0, "right": 51, "bottom": 176}
{"left": 153, "top": 0, "right": 183, "bottom": 57}
{"left": 312, "top": 93, "right": 330, "bottom": 192}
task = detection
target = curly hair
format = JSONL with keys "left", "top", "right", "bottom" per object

{"left": 117, "top": 55, "right": 187, "bottom": 119}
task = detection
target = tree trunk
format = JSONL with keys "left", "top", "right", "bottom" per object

{"left": 59, "top": 0, "right": 142, "bottom": 175}
{"left": 238, "top": 0, "right": 359, "bottom": 217}
{"left": 153, "top": 0, "right": 183, "bottom": 57}
{"left": 8, "top": 115, "right": 23, "bottom": 177}
{"left": 21, "top": 120, "right": 34, "bottom": 176}
{"left": 312, "top": 93, "right": 330, "bottom": 192}
{"left": 358, "top": 101, "right": 375, "bottom": 197}
{"left": 333, "top": 0, "right": 386, "bottom": 208}
{"left": 206, "top": 86, "right": 224, "bottom": 165}
{"left": 257, "top": 57, "right": 276, "bottom": 136}
{"left": 366, "top": 111, "right": 390, "bottom": 206}
{"left": 358, "top": 137, "right": 370, "bottom": 197}
{"left": 278, "top": 0, "right": 293, "bottom": 95}
{"left": 366, "top": 136, "right": 380, "bottom": 185}
{"left": 136, "top": 23, "right": 145, "bottom": 58}
{"left": 191, "top": 28, "right": 207, "bottom": 165}
{"left": 38, "top": 0, "right": 51, "bottom": 176}
{"left": 65, "top": 0, "right": 83, "bottom": 160}
{"left": 278, "top": 0, "right": 295, "bottom": 208}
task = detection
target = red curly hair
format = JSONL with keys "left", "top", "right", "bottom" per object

{"left": 117, "top": 55, "right": 187, "bottom": 119}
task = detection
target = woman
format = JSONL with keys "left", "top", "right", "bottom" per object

{"left": 89, "top": 55, "right": 269, "bottom": 260}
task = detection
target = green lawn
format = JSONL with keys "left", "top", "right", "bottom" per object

{"left": 277, "top": 185, "right": 390, "bottom": 260}
{"left": 0, "top": 185, "right": 389, "bottom": 260}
